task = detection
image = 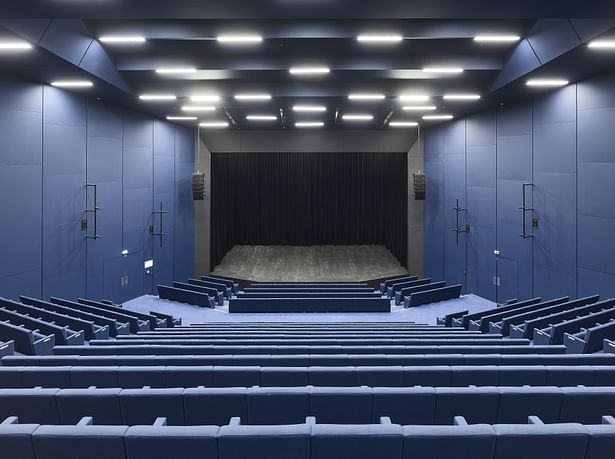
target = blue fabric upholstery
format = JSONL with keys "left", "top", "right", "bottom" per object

{"left": 125, "top": 425, "right": 219, "bottom": 459}
{"left": 311, "top": 422, "right": 403, "bottom": 459}
{"left": 372, "top": 387, "right": 436, "bottom": 424}
{"left": 585, "top": 421, "right": 615, "bottom": 459}
{"left": 119, "top": 389, "right": 184, "bottom": 426}
{"left": 0, "top": 421, "right": 38, "bottom": 459}
{"left": 496, "top": 387, "right": 563, "bottom": 423}
{"left": 32, "top": 425, "right": 129, "bottom": 459}
{"left": 0, "top": 389, "right": 59, "bottom": 424}
{"left": 309, "top": 387, "right": 372, "bottom": 424}
{"left": 247, "top": 387, "right": 309, "bottom": 425}
{"left": 493, "top": 423, "right": 589, "bottom": 459}
{"left": 218, "top": 423, "right": 310, "bottom": 459}
{"left": 559, "top": 387, "right": 615, "bottom": 424}
{"left": 56, "top": 389, "right": 122, "bottom": 425}
{"left": 402, "top": 424, "right": 495, "bottom": 459}
{"left": 184, "top": 387, "right": 247, "bottom": 426}
{"left": 434, "top": 387, "right": 500, "bottom": 425}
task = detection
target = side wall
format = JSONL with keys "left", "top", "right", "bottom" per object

{"left": 0, "top": 74, "right": 195, "bottom": 303}
{"left": 425, "top": 73, "right": 615, "bottom": 302}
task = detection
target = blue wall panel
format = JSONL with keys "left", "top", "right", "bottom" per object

{"left": 174, "top": 127, "right": 195, "bottom": 282}
{"left": 423, "top": 127, "right": 444, "bottom": 281}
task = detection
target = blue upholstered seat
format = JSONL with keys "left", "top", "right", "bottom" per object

{"left": 0, "top": 418, "right": 38, "bottom": 459}
{"left": 125, "top": 424, "right": 219, "bottom": 459}
{"left": 32, "top": 424, "right": 129, "bottom": 459}
{"left": 309, "top": 387, "right": 372, "bottom": 423}
{"left": 0, "top": 389, "right": 60, "bottom": 424}
{"left": 311, "top": 422, "right": 403, "bottom": 459}
{"left": 585, "top": 418, "right": 615, "bottom": 459}
{"left": 402, "top": 423, "right": 495, "bottom": 459}
{"left": 372, "top": 387, "right": 436, "bottom": 425}
{"left": 493, "top": 423, "right": 589, "bottom": 459}
{"left": 184, "top": 387, "right": 247, "bottom": 426}
{"left": 218, "top": 422, "right": 310, "bottom": 459}
{"left": 496, "top": 387, "right": 563, "bottom": 423}
{"left": 56, "top": 389, "right": 122, "bottom": 425}
{"left": 559, "top": 387, "right": 615, "bottom": 424}
{"left": 247, "top": 387, "right": 309, "bottom": 425}
{"left": 119, "top": 388, "right": 184, "bottom": 426}
{"left": 434, "top": 387, "right": 500, "bottom": 425}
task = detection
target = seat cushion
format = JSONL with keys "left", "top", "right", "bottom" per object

{"left": 402, "top": 424, "right": 495, "bottom": 459}
{"left": 247, "top": 387, "right": 309, "bottom": 425}
{"left": 493, "top": 423, "right": 588, "bottom": 459}
{"left": 218, "top": 424, "right": 309, "bottom": 459}
{"left": 125, "top": 425, "right": 218, "bottom": 459}
{"left": 311, "top": 423, "right": 403, "bottom": 459}
{"left": 33, "top": 425, "right": 128, "bottom": 459}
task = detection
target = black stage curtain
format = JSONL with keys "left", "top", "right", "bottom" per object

{"left": 210, "top": 152, "right": 408, "bottom": 268}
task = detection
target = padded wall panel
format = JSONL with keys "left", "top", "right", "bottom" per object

{"left": 424, "top": 128, "right": 444, "bottom": 281}
{"left": 174, "top": 127, "right": 195, "bottom": 281}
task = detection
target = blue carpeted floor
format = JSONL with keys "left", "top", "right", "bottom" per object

{"left": 123, "top": 294, "right": 495, "bottom": 325}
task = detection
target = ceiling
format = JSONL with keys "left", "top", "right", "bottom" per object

{"left": 1, "top": 2, "right": 615, "bottom": 130}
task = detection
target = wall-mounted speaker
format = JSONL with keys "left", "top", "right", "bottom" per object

{"left": 192, "top": 172, "right": 206, "bottom": 200}
{"left": 413, "top": 172, "right": 425, "bottom": 200}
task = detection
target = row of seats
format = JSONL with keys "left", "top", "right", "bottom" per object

{"left": 535, "top": 306, "right": 615, "bottom": 346}
{"left": 2, "top": 415, "right": 614, "bottom": 459}
{"left": 0, "top": 306, "right": 83, "bottom": 347}
{"left": 0, "top": 321, "right": 54, "bottom": 355}
{"left": 2, "top": 365, "right": 615, "bottom": 388}
{"left": 2, "top": 385, "right": 614, "bottom": 426}
{"left": 565, "top": 320, "right": 615, "bottom": 353}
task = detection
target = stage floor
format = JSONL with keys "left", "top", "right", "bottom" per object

{"left": 212, "top": 245, "right": 408, "bottom": 282}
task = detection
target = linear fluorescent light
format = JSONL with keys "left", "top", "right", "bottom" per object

{"left": 289, "top": 66, "right": 330, "bottom": 75}
{"left": 234, "top": 93, "right": 271, "bottom": 101}
{"left": 399, "top": 95, "right": 430, "bottom": 102}
{"left": 293, "top": 105, "right": 327, "bottom": 112}
{"left": 0, "top": 41, "right": 32, "bottom": 50}
{"left": 588, "top": 40, "right": 615, "bottom": 49}
{"left": 348, "top": 94, "right": 385, "bottom": 101}
{"left": 526, "top": 79, "right": 569, "bottom": 87}
{"left": 443, "top": 94, "right": 481, "bottom": 100}
{"left": 166, "top": 116, "right": 198, "bottom": 121}
{"left": 50, "top": 80, "right": 93, "bottom": 88}
{"left": 389, "top": 121, "right": 419, "bottom": 127}
{"left": 139, "top": 94, "right": 176, "bottom": 101}
{"left": 181, "top": 106, "right": 216, "bottom": 112}
{"left": 357, "top": 34, "right": 403, "bottom": 43}
{"left": 423, "top": 114, "right": 454, "bottom": 120}
{"left": 422, "top": 67, "right": 464, "bottom": 74}
{"left": 217, "top": 35, "right": 263, "bottom": 44}
{"left": 155, "top": 67, "right": 197, "bottom": 74}
{"left": 246, "top": 115, "right": 277, "bottom": 121}
{"left": 342, "top": 114, "right": 374, "bottom": 121}
{"left": 296, "top": 122, "right": 324, "bottom": 128}
{"left": 190, "top": 95, "right": 221, "bottom": 102}
{"left": 403, "top": 105, "right": 437, "bottom": 111}
{"left": 199, "top": 122, "right": 229, "bottom": 128}
{"left": 99, "top": 36, "right": 146, "bottom": 44}
{"left": 474, "top": 35, "right": 520, "bottom": 42}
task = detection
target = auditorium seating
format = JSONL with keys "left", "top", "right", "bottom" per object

{"left": 404, "top": 285, "right": 462, "bottom": 308}
{"left": 0, "top": 321, "right": 54, "bottom": 355}
{"left": 158, "top": 286, "right": 216, "bottom": 308}
{"left": 387, "top": 277, "right": 431, "bottom": 298}
{"left": 188, "top": 279, "right": 233, "bottom": 298}
{"left": 395, "top": 282, "right": 446, "bottom": 305}
{"left": 534, "top": 305, "right": 615, "bottom": 345}
{"left": 0, "top": 307, "right": 84, "bottom": 346}
{"left": 202, "top": 276, "right": 240, "bottom": 294}
{"left": 453, "top": 298, "right": 543, "bottom": 329}
{"left": 565, "top": 320, "right": 615, "bottom": 354}
{"left": 77, "top": 299, "right": 166, "bottom": 330}
{"left": 0, "top": 341, "right": 14, "bottom": 357}
{"left": 173, "top": 281, "right": 222, "bottom": 305}
{"left": 380, "top": 275, "right": 417, "bottom": 293}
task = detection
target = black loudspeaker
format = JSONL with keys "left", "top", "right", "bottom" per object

{"left": 192, "top": 172, "right": 206, "bottom": 200}
{"left": 413, "top": 172, "right": 425, "bottom": 200}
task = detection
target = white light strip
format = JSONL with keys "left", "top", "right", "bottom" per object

{"left": 99, "top": 36, "right": 146, "bottom": 44}
{"left": 389, "top": 121, "right": 419, "bottom": 127}
{"left": 166, "top": 116, "right": 198, "bottom": 121}
{"left": 403, "top": 105, "right": 437, "bottom": 111}
{"left": 217, "top": 35, "right": 263, "bottom": 43}
{"left": 139, "top": 94, "right": 176, "bottom": 101}
{"left": 443, "top": 94, "right": 481, "bottom": 100}
{"left": 155, "top": 67, "right": 197, "bottom": 74}
{"left": 190, "top": 95, "right": 221, "bottom": 102}
{"left": 526, "top": 79, "right": 569, "bottom": 87}
{"left": 474, "top": 35, "right": 520, "bottom": 42}
{"left": 399, "top": 95, "right": 430, "bottom": 102}
{"left": 293, "top": 105, "right": 327, "bottom": 112}
{"left": 246, "top": 115, "right": 277, "bottom": 121}
{"left": 342, "top": 114, "right": 374, "bottom": 121}
{"left": 51, "top": 80, "right": 93, "bottom": 88}
{"left": 423, "top": 115, "right": 454, "bottom": 120}
{"left": 296, "top": 122, "right": 324, "bottom": 128}
{"left": 199, "top": 122, "right": 229, "bottom": 128}
{"left": 289, "top": 66, "right": 330, "bottom": 75}
{"left": 588, "top": 40, "right": 615, "bottom": 49}
{"left": 422, "top": 67, "right": 464, "bottom": 74}
{"left": 181, "top": 106, "right": 216, "bottom": 112}
{"left": 357, "top": 34, "right": 403, "bottom": 43}
{"left": 234, "top": 94, "right": 271, "bottom": 101}
{"left": 0, "top": 41, "right": 33, "bottom": 50}
{"left": 348, "top": 94, "right": 385, "bottom": 100}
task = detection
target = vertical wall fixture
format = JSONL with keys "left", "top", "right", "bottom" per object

{"left": 519, "top": 183, "right": 535, "bottom": 239}
{"left": 451, "top": 198, "right": 468, "bottom": 244}
{"left": 150, "top": 201, "right": 168, "bottom": 247}
{"left": 85, "top": 183, "right": 101, "bottom": 240}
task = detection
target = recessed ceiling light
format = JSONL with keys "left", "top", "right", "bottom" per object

{"left": 443, "top": 94, "right": 481, "bottom": 100}
{"left": 50, "top": 80, "right": 93, "bottom": 88}
{"left": 526, "top": 79, "right": 569, "bottom": 87}
{"left": 0, "top": 41, "right": 32, "bottom": 50}
{"left": 293, "top": 105, "right": 327, "bottom": 112}
{"left": 348, "top": 94, "right": 385, "bottom": 101}
{"left": 217, "top": 35, "right": 263, "bottom": 44}
{"left": 99, "top": 36, "right": 146, "bottom": 44}
{"left": 588, "top": 40, "right": 615, "bottom": 49}
{"left": 403, "top": 105, "right": 437, "bottom": 111}
{"left": 155, "top": 67, "right": 197, "bottom": 74}
{"left": 181, "top": 106, "right": 216, "bottom": 112}
{"left": 342, "top": 114, "right": 374, "bottom": 121}
{"left": 357, "top": 34, "right": 403, "bottom": 43}
{"left": 166, "top": 116, "right": 198, "bottom": 121}
{"left": 139, "top": 94, "right": 176, "bottom": 101}
{"left": 199, "top": 121, "right": 229, "bottom": 128}
{"left": 296, "top": 121, "right": 324, "bottom": 128}
{"left": 190, "top": 95, "right": 221, "bottom": 102}
{"left": 422, "top": 67, "right": 464, "bottom": 74}
{"left": 423, "top": 114, "right": 454, "bottom": 120}
{"left": 389, "top": 121, "right": 419, "bottom": 127}
{"left": 474, "top": 35, "right": 520, "bottom": 43}
{"left": 399, "top": 95, "right": 430, "bottom": 102}
{"left": 289, "top": 66, "right": 330, "bottom": 75}
{"left": 234, "top": 93, "right": 271, "bottom": 101}
{"left": 246, "top": 115, "right": 277, "bottom": 121}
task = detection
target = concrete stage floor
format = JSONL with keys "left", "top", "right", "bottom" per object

{"left": 211, "top": 245, "right": 408, "bottom": 283}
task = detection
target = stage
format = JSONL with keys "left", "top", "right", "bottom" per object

{"left": 211, "top": 245, "right": 408, "bottom": 283}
